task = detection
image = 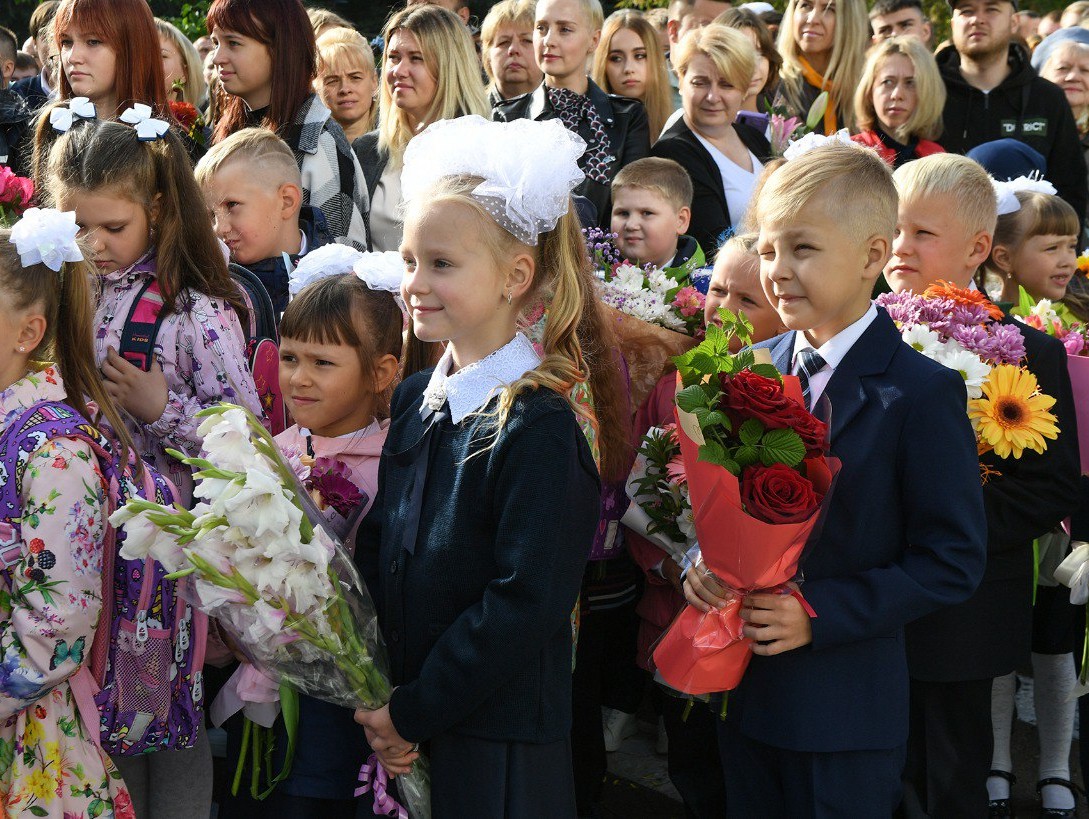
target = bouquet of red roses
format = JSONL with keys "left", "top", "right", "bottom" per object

{"left": 652, "top": 310, "right": 839, "bottom": 695}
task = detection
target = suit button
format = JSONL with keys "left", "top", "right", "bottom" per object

{"left": 390, "top": 561, "right": 398, "bottom": 575}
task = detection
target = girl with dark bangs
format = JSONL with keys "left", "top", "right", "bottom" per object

{"left": 206, "top": 0, "right": 370, "bottom": 251}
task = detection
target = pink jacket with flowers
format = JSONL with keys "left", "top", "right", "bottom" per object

{"left": 93, "top": 253, "right": 263, "bottom": 507}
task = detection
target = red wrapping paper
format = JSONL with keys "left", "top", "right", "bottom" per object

{"left": 652, "top": 373, "right": 840, "bottom": 695}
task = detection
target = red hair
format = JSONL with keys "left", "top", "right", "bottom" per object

{"left": 53, "top": 0, "right": 168, "bottom": 118}
{"left": 206, "top": 0, "right": 316, "bottom": 144}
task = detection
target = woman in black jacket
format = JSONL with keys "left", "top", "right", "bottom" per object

{"left": 493, "top": 0, "right": 650, "bottom": 226}
{"left": 652, "top": 24, "right": 770, "bottom": 258}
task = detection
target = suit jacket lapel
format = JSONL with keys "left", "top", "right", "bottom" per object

{"left": 821, "top": 310, "right": 901, "bottom": 443}
{"left": 768, "top": 331, "right": 795, "bottom": 375}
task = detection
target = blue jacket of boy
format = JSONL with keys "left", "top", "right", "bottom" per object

{"left": 242, "top": 205, "right": 332, "bottom": 314}
{"left": 729, "top": 307, "right": 987, "bottom": 752}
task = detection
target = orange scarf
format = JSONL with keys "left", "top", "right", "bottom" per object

{"left": 799, "top": 56, "right": 838, "bottom": 134}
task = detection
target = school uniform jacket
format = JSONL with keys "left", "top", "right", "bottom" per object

{"left": 727, "top": 309, "right": 987, "bottom": 752}
{"left": 492, "top": 80, "right": 650, "bottom": 227}
{"left": 651, "top": 117, "right": 771, "bottom": 258}
{"left": 906, "top": 315, "right": 1081, "bottom": 681}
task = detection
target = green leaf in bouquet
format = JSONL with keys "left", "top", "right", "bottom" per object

{"left": 734, "top": 351, "right": 755, "bottom": 371}
{"left": 738, "top": 418, "right": 764, "bottom": 445}
{"left": 676, "top": 385, "right": 709, "bottom": 413}
{"left": 750, "top": 363, "right": 784, "bottom": 382}
{"left": 698, "top": 440, "right": 728, "bottom": 466}
{"left": 1017, "top": 285, "right": 1035, "bottom": 317}
{"left": 735, "top": 445, "right": 760, "bottom": 467}
{"left": 703, "top": 410, "right": 730, "bottom": 429}
{"left": 759, "top": 428, "right": 806, "bottom": 467}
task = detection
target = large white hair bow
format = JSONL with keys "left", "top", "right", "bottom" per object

{"left": 9, "top": 208, "right": 83, "bottom": 271}
{"left": 400, "top": 115, "right": 587, "bottom": 246}
{"left": 120, "top": 104, "right": 170, "bottom": 141}
{"left": 782, "top": 128, "right": 858, "bottom": 161}
{"left": 288, "top": 244, "right": 406, "bottom": 311}
{"left": 49, "top": 97, "right": 97, "bottom": 133}
{"left": 992, "top": 175, "right": 1059, "bottom": 216}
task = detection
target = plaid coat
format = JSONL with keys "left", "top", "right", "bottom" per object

{"left": 282, "top": 94, "right": 371, "bottom": 251}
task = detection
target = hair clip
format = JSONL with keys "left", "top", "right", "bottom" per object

{"left": 49, "top": 96, "right": 97, "bottom": 133}
{"left": 8, "top": 207, "right": 83, "bottom": 272}
{"left": 120, "top": 104, "right": 170, "bottom": 141}
{"left": 992, "top": 174, "right": 1059, "bottom": 216}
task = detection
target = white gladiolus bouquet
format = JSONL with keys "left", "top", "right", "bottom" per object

{"left": 109, "top": 404, "right": 430, "bottom": 817}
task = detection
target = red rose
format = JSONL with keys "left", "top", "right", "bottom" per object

{"left": 741, "top": 463, "right": 819, "bottom": 524}
{"left": 788, "top": 408, "right": 829, "bottom": 457}
{"left": 720, "top": 370, "right": 796, "bottom": 429}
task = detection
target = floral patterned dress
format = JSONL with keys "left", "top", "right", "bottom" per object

{"left": 92, "top": 252, "right": 264, "bottom": 506}
{"left": 0, "top": 368, "right": 134, "bottom": 819}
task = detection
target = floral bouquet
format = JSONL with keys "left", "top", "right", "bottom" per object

{"left": 1011, "top": 286, "right": 1089, "bottom": 474}
{"left": 651, "top": 310, "right": 840, "bottom": 695}
{"left": 0, "top": 166, "right": 35, "bottom": 227}
{"left": 585, "top": 228, "right": 702, "bottom": 406}
{"left": 876, "top": 282, "right": 1060, "bottom": 467}
{"left": 622, "top": 425, "right": 695, "bottom": 567}
{"left": 110, "top": 405, "right": 430, "bottom": 818}
{"left": 765, "top": 91, "right": 829, "bottom": 157}
{"left": 169, "top": 94, "right": 207, "bottom": 147}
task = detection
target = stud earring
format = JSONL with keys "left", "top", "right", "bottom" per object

{"left": 17, "top": 346, "right": 25, "bottom": 353}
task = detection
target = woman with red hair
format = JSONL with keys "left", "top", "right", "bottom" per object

{"left": 206, "top": 0, "right": 369, "bottom": 250}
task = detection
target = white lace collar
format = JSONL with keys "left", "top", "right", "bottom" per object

{"left": 422, "top": 333, "right": 541, "bottom": 423}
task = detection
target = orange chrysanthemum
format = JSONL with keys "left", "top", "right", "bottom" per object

{"left": 923, "top": 280, "right": 1004, "bottom": 321}
{"left": 968, "top": 364, "right": 1059, "bottom": 459}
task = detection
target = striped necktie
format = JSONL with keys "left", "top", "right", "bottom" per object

{"left": 796, "top": 348, "right": 827, "bottom": 411}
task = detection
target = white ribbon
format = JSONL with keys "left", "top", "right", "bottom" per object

{"left": 119, "top": 103, "right": 170, "bottom": 141}
{"left": 992, "top": 175, "right": 1058, "bottom": 216}
{"left": 48, "top": 96, "right": 96, "bottom": 133}
{"left": 782, "top": 128, "right": 857, "bottom": 161}
{"left": 8, "top": 208, "right": 83, "bottom": 272}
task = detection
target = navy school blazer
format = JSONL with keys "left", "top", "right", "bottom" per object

{"left": 726, "top": 308, "right": 987, "bottom": 752}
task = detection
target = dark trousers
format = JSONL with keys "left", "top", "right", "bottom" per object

{"left": 661, "top": 691, "right": 726, "bottom": 818}
{"left": 570, "top": 600, "right": 643, "bottom": 814}
{"left": 429, "top": 733, "right": 576, "bottom": 818}
{"left": 902, "top": 677, "right": 992, "bottom": 819}
{"left": 717, "top": 717, "right": 904, "bottom": 818}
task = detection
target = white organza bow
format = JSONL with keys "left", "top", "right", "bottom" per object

{"left": 8, "top": 208, "right": 83, "bottom": 271}
{"left": 992, "top": 175, "right": 1059, "bottom": 216}
{"left": 48, "top": 96, "right": 97, "bottom": 133}
{"left": 120, "top": 104, "right": 170, "bottom": 141}
{"left": 782, "top": 128, "right": 857, "bottom": 161}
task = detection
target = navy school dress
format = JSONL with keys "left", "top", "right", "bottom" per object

{"left": 354, "top": 333, "right": 601, "bottom": 818}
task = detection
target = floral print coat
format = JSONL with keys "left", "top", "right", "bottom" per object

{"left": 0, "top": 367, "right": 134, "bottom": 819}
{"left": 93, "top": 254, "right": 264, "bottom": 506}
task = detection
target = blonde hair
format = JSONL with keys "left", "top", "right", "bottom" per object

{"left": 645, "top": 6, "right": 669, "bottom": 32}
{"left": 777, "top": 0, "right": 869, "bottom": 130}
{"left": 893, "top": 153, "right": 997, "bottom": 238}
{"left": 854, "top": 36, "right": 945, "bottom": 143}
{"left": 481, "top": 0, "right": 537, "bottom": 91}
{"left": 307, "top": 6, "right": 353, "bottom": 34}
{"left": 592, "top": 11, "right": 673, "bottom": 140}
{"left": 378, "top": 5, "right": 489, "bottom": 170}
{"left": 195, "top": 126, "right": 303, "bottom": 190}
{"left": 569, "top": 0, "right": 606, "bottom": 30}
{"left": 755, "top": 144, "right": 897, "bottom": 243}
{"left": 155, "top": 18, "right": 208, "bottom": 107}
{"left": 714, "top": 231, "right": 760, "bottom": 278}
{"left": 316, "top": 26, "right": 378, "bottom": 133}
{"left": 612, "top": 156, "right": 693, "bottom": 212}
{"left": 403, "top": 175, "right": 631, "bottom": 480}
{"left": 673, "top": 23, "right": 756, "bottom": 94}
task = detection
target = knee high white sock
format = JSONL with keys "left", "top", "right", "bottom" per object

{"left": 1033, "top": 651, "right": 1077, "bottom": 810}
{"left": 988, "top": 672, "right": 1016, "bottom": 801}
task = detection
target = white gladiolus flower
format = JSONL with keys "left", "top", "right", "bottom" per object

{"left": 117, "top": 512, "right": 186, "bottom": 571}
{"left": 198, "top": 409, "right": 260, "bottom": 471}
{"left": 219, "top": 466, "right": 302, "bottom": 540}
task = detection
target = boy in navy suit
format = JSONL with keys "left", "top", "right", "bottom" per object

{"left": 887, "top": 154, "right": 1081, "bottom": 817}
{"left": 683, "top": 143, "right": 988, "bottom": 817}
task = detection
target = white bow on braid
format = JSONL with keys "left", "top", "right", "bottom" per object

{"left": 48, "top": 96, "right": 97, "bottom": 133}
{"left": 992, "top": 175, "right": 1059, "bottom": 216}
{"left": 119, "top": 104, "right": 170, "bottom": 141}
{"left": 287, "top": 244, "right": 407, "bottom": 314}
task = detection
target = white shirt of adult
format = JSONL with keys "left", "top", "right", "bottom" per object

{"left": 790, "top": 302, "right": 879, "bottom": 407}
{"left": 691, "top": 130, "right": 765, "bottom": 229}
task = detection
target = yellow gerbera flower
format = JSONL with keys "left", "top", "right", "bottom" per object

{"left": 968, "top": 364, "right": 1059, "bottom": 458}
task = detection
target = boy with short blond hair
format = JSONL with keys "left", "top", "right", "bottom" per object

{"left": 683, "top": 143, "right": 987, "bottom": 814}
{"left": 196, "top": 127, "right": 332, "bottom": 313}
{"left": 611, "top": 157, "right": 703, "bottom": 272}
{"left": 888, "top": 153, "right": 1082, "bottom": 816}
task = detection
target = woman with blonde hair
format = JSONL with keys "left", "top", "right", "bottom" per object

{"left": 156, "top": 18, "right": 208, "bottom": 107}
{"left": 315, "top": 26, "right": 378, "bottom": 142}
{"left": 592, "top": 11, "right": 673, "bottom": 141}
{"left": 852, "top": 36, "right": 945, "bottom": 168}
{"left": 355, "top": 4, "right": 488, "bottom": 251}
{"left": 774, "top": 0, "right": 868, "bottom": 133}
{"left": 480, "top": 0, "right": 542, "bottom": 106}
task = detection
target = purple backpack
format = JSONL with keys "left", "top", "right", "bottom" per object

{"left": 0, "top": 401, "right": 207, "bottom": 756}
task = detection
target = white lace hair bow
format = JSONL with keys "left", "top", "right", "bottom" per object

{"left": 8, "top": 208, "right": 83, "bottom": 272}
{"left": 782, "top": 128, "right": 858, "bottom": 161}
{"left": 399, "top": 115, "right": 587, "bottom": 246}
{"left": 120, "top": 104, "right": 170, "bottom": 141}
{"left": 287, "top": 244, "right": 406, "bottom": 313}
{"left": 49, "top": 97, "right": 97, "bottom": 133}
{"left": 992, "top": 175, "right": 1059, "bottom": 216}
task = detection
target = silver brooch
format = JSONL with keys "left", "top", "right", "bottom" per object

{"left": 425, "top": 383, "right": 447, "bottom": 411}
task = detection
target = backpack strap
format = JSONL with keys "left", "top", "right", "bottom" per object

{"left": 117, "top": 278, "right": 167, "bottom": 372}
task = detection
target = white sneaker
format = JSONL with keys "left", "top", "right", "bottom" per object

{"left": 603, "top": 708, "right": 638, "bottom": 752}
{"left": 655, "top": 717, "right": 668, "bottom": 755}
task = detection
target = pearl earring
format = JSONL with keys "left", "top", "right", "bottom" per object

{"left": 17, "top": 346, "right": 25, "bottom": 353}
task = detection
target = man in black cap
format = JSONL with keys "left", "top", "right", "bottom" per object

{"left": 937, "top": 0, "right": 1087, "bottom": 225}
